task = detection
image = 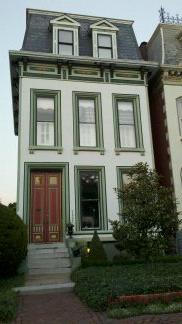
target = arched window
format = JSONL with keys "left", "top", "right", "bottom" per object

{"left": 177, "top": 97, "right": 182, "bottom": 135}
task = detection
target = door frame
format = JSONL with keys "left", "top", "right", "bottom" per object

{"left": 23, "top": 162, "right": 70, "bottom": 243}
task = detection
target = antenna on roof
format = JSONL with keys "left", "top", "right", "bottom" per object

{"left": 159, "top": 6, "right": 182, "bottom": 24}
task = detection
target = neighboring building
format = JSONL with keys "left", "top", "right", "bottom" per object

{"left": 141, "top": 22, "right": 182, "bottom": 218}
{"left": 10, "top": 8, "right": 156, "bottom": 251}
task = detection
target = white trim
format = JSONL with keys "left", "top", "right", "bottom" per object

{"left": 90, "top": 19, "right": 119, "bottom": 31}
{"left": 92, "top": 30, "right": 118, "bottom": 59}
{"left": 160, "top": 26, "right": 165, "bottom": 65}
{"left": 50, "top": 14, "right": 80, "bottom": 27}
{"left": 52, "top": 26, "right": 79, "bottom": 56}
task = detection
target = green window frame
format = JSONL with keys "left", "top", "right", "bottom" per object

{"left": 73, "top": 92, "right": 104, "bottom": 154}
{"left": 116, "top": 166, "right": 132, "bottom": 221}
{"left": 176, "top": 97, "right": 182, "bottom": 136}
{"left": 29, "top": 89, "right": 62, "bottom": 152}
{"left": 113, "top": 94, "right": 144, "bottom": 153}
{"left": 74, "top": 166, "right": 108, "bottom": 232}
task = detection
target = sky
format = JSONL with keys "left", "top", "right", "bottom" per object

{"left": 0, "top": 0, "right": 181, "bottom": 205}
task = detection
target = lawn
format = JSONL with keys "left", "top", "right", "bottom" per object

{"left": 0, "top": 275, "right": 24, "bottom": 323}
{"left": 72, "top": 262, "right": 182, "bottom": 311}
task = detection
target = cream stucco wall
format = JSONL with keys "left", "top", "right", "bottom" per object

{"left": 164, "top": 84, "right": 182, "bottom": 217}
{"left": 17, "top": 76, "right": 154, "bottom": 237}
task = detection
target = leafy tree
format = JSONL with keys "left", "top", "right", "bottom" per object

{"left": 111, "top": 163, "right": 180, "bottom": 259}
{"left": 81, "top": 230, "right": 107, "bottom": 266}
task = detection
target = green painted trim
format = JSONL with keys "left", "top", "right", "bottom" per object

{"left": 72, "top": 92, "right": 104, "bottom": 151}
{"left": 112, "top": 94, "right": 144, "bottom": 151}
{"left": 23, "top": 162, "right": 70, "bottom": 242}
{"left": 116, "top": 166, "right": 131, "bottom": 222}
{"left": 23, "top": 72, "right": 61, "bottom": 79}
{"left": 74, "top": 165, "right": 108, "bottom": 232}
{"left": 29, "top": 89, "right": 62, "bottom": 150}
{"left": 111, "top": 78, "right": 144, "bottom": 85}
{"left": 69, "top": 75, "right": 104, "bottom": 82}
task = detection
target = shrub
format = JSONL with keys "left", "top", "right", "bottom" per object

{"left": 0, "top": 203, "right": 27, "bottom": 277}
{"left": 0, "top": 290, "right": 17, "bottom": 322}
{"left": 81, "top": 230, "right": 108, "bottom": 267}
{"left": 112, "top": 162, "right": 180, "bottom": 260}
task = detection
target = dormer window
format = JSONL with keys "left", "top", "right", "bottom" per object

{"left": 50, "top": 15, "right": 80, "bottom": 56}
{"left": 58, "top": 30, "right": 74, "bottom": 55}
{"left": 98, "top": 34, "right": 112, "bottom": 58}
{"left": 90, "top": 19, "right": 118, "bottom": 59}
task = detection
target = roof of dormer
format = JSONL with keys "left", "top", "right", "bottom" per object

{"left": 90, "top": 19, "right": 119, "bottom": 31}
{"left": 50, "top": 14, "right": 80, "bottom": 27}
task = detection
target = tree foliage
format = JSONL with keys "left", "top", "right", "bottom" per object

{"left": 111, "top": 163, "right": 180, "bottom": 259}
{"left": 81, "top": 230, "right": 107, "bottom": 267}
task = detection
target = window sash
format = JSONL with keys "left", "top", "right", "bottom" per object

{"left": 36, "top": 96, "right": 55, "bottom": 146}
{"left": 177, "top": 98, "right": 182, "bottom": 135}
{"left": 97, "top": 34, "right": 112, "bottom": 58}
{"left": 79, "top": 170, "right": 101, "bottom": 230}
{"left": 117, "top": 100, "right": 136, "bottom": 148}
{"left": 37, "top": 122, "right": 54, "bottom": 146}
{"left": 78, "top": 98, "right": 97, "bottom": 147}
{"left": 58, "top": 30, "right": 74, "bottom": 55}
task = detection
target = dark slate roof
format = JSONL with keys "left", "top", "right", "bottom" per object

{"left": 22, "top": 12, "right": 142, "bottom": 60}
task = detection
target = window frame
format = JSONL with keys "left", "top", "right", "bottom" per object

{"left": 92, "top": 30, "right": 118, "bottom": 59}
{"left": 58, "top": 30, "right": 74, "bottom": 56}
{"left": 97, "top": 33, "right": 113, "bottom": 59}
{"left": 176, "top": 97, "right": 182, "bottom": 136}
{"left": 113, "top": 94, "right": 144, "bottom": 153}
{"left": 29, "top": 89, "right": 62, "bottom": 152}
{"left": 73, "top": 92, "right": 104, "bottom": 154}
{"left": 74, "top": 166, "right": 108, "bottom": 232}
{"left": 116, "top": 166, "right": 131, "bottom": 222}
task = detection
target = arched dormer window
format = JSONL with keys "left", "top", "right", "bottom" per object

{"left": 177, "top": 97, "right": 182, "bottom": 136}
{"left": 90, "top": 19, "right": 119, "bottom": 59}
{"left": 50, "top": 15, "right": 80, "bottom": 56}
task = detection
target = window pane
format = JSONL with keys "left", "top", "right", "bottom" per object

{"left": 118, "top": 101, "right": 134, "bottom": 125}
{"left": 119, "top": 125, "right": 136, "bottom": 148}
{"left": 177, "top": 98, "right": 182, "bottom": 134}
{"left": 98, "top": 48, "right": 112, "bottom": 58}
{"left": 98, "top": 35, "right": 112, "bottom": 47}
{"left": 79, "top": 99, "right": 95, "bottom": 123}
{"left": 59, "top": 44, "right": 73, "bottom": 55}
{"left": 59, "top": 30, "right": 73, "bottom": 43}
{"left": 79, "top": 124, "right": 96, "bottom": 147}
{"left": 122, "top": 173, "right": 131, "bottom": 185}
{"left": 37, "top": 97, "right": 54, "bottom": 122}
{"left": 37, "top": 122, "right": 54, "bottom": 146}
{"left": 80, "top": 171, "right": 100, "bottom": 229}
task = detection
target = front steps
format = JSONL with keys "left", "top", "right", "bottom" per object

{"left": 17, "top": 243, "right": 74, "bottom": 294}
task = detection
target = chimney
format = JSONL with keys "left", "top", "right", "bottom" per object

{"left": 139, "top": 42, "right": 148, "bottom": 60}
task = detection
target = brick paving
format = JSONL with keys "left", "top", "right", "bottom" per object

{"left": 14, "top": 292, "right": 182, "bottom": 324}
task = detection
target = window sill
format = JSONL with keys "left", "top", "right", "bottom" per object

{"left": 73, "top": 230, "right": 112, "bottom": 235}
{"left": 29, "top": 146, "right": 63, "bottom": 154}
{"left": 115, "top": 148, "right": 145, "bottom": 155}
{"left": 73, "top": 146, "right": 105, "bottom": 155}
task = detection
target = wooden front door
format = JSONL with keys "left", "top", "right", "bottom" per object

{"left": 30, "top": 171, "right": 62, "bottom": 243}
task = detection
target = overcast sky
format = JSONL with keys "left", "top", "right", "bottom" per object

{"left": 0, "top": 0, "right": 181, "bottom": 205}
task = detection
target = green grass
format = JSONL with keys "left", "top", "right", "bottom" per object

{"left": 72, "top": 263, "right": 182, "bottom": 311}
{"left": 108, "top": 302, "right": 182, "bottom": 319}
{"left": 0, "top": 275, "right": 24, "bottom": 323}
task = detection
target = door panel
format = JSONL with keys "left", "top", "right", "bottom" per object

{"left": 30, "top": 171, "right": 62, "bottom": 243}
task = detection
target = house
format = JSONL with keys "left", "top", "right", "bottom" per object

{"left": 9, "top": 8, "right": 157, "bottom": 274}
{"left": 141, "top": 19, "right": 182, "bottom": 219}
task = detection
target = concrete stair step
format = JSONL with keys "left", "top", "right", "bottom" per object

{"left": 25, "top": 273, "right": 71, "bottom": 286}
{"left": 28, "top": 248, "right": 68, "bottom": 254}
{"left": 13, "top": 282, "right": 75, "bottom": 295}
{"left": 28, "top": 243, "right": 67, "bottom": 250}
{"left": 28, "top": 251, "right": 69, "bottom": 259}
{"left": 28, "top": 259, "right": 71, "bottom": 269}
{"left": 29, "top": 267, "right": 71, "bottom": 275}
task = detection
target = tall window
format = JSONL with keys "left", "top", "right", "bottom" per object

{"left": 98, "top": 34, "right": 112, "bottom": 59}
{"left": 30, "top": 89, "right": 62, "bottom": 151}
{"left": 177, "top": 97, "right": 182, "bottom": 136}
{"left": 75, "top": 167, "right": 107, "bottom": 231}
{"left": 36, "top": 97, "right": 55, "bottom": 146}
{"left": 73, "top": 93, "right": 104, "bottom": 153}
{"left": 58, "top": 30, "right": 73, "bottom": 55}
{"left": 117, "top": 101, "right": 136, "bottom": 148}
{"left": 80, "top": 170, "right": 100, "bottom": 229}
{"left": 113, "top": 95, "right": 143, "bottom": 151}
{"left": 78, "top": 99, "right": 96, "bottom": 147}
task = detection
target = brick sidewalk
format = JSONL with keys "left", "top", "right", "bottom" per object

{"left": 14, "top": 292, "right": 182, "bottom": 324}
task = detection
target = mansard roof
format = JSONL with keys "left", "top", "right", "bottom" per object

{"left": 22, "top": 8, "right": 142, "bottom": 60}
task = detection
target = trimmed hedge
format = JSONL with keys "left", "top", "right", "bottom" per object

{"left": 0, "top": 203, "right": 27, "bottom": 277}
